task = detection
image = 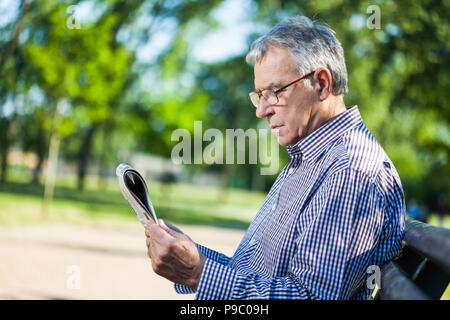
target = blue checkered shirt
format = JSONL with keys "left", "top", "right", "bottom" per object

{"left": 175, "top": 106, "right": 405, "bottom": 299}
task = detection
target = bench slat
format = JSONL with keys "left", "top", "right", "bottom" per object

{"left": 380, "top": 261, "right": 429, "bottom": 300}
{"left": 404, "top": 220, "right": 450, "bottom": 274}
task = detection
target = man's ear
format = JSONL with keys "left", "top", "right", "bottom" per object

{"left": 315, "top": 67, "right": 333, "bottom": 101}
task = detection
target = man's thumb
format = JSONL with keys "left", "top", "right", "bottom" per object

{"left": 158, "top": 219, "right": 184, "bottom": 236}
{"left": 158, "top": 219, "right": 178, "bottom": 237}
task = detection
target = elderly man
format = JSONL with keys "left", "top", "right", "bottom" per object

{"left": 145, "top": 16, "right": 405, "bottom": 300}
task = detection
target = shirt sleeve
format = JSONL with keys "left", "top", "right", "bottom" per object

{"left": 195, "top": 169, "right": 388, "bottom": 300}
{"left": 174, "top": 243, "right": 232, "bottom": 294}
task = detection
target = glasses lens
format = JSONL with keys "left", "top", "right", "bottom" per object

{"left": 249, "top": 92, "right": 259, "bottom": 107}
{"left": 249, "top": 90, "right": 278, "bottom": 107}
{"left": 263, "top": 91, "right": 278, "bottom": 105}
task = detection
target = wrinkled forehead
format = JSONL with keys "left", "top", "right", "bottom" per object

{"left": 253, "top": 46, "right": 298, "bottom": 90}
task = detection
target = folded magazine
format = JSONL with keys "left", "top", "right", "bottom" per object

{"left": 116, "top": 163, "right": 158, "bottom": 227}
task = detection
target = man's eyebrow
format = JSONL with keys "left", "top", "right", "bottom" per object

{"left": 255, "top": 82, "right": 283, "bottom": 92}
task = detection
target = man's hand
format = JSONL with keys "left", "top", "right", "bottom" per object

{"left": 145, "top": 219, "right": 206, "bottom": 290}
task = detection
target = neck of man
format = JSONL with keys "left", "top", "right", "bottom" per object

{"left": 293, "top": 95, "right": 348, "bottom": 146}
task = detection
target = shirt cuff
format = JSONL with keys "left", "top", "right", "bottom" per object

{"left": 195, "top": 258, "right": 238, "bottom": 300}
{"left": 173, "top": 243, "right": 230, "bottom": 295}
{"left": 196, "top": 243, "right": 231, "bottom": 265}
{"left": 174, "top": 283, "right": 196, "bottom": 294}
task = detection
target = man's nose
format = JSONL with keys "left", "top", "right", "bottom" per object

{"left": 255, "top": 98, "right": 273, "bottom": 119}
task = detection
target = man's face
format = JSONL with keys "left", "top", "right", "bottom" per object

{"left": 254, "top": 46, "right": 315, "bottom": 147}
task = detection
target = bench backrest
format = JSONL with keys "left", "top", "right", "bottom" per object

{"left": 377, "top": 220, "right": 450, "bottom": 299}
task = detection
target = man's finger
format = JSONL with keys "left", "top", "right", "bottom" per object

{"left": 145, "top": 218, "right": 160, "bottom": 238}
{"left": 159, "top": 219, "right": 182, "bottom": 237}
{"left": 147, "top": 223, "right": 174, "bottom": 246}
{"left": 147, "top": 243, "right": 153, "bottom": 260}
{"left": 146, "top": 219, "right": 156, "bottom": 231}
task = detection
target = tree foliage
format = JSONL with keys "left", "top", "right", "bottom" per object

{"left": 0, "top": 0, "right": 448, "bottom": 209}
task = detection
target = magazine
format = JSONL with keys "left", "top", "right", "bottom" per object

{"left": 116, "top": 163, "right": 158, "bottom": 227}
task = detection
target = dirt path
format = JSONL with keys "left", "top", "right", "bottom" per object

{"left": 0, "top": 223, "right": 245, "bottom": 300}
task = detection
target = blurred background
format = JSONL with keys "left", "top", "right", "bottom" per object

{"left": 0, "top": 0, "right": 448, "bottom": 299}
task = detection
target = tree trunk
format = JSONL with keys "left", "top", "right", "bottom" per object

{"left": 0, "top": 0, "right": 28, "bottom": 76}
{"left": 31, "top": 155, "right": 43, "bottom": 184}
{"left": 96, "top": 123, "right": 113, "bottom": 190}
{"left": 41, "top": 100, "right": 63, "bottom": 217}
{"left": 76, "top": 125, "right": 98, "bottom": 191}
{"left": 30, "top": 125, "right": 46, "bottom": 184}
{"left": 0, "top": 118, "right": 8, "bottom": 183}
{"left": 0, "top": 114, "right": 17, "bottom": 183}
{"left": 0, "top": 144, "right": 8, "bottom": 183}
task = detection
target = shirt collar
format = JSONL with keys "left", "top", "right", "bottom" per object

{"left": 286, "top": 106, "right": 363, "bottom": 162}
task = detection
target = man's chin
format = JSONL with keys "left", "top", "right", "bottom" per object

{"left": 276, "top": 135, "right": 301, "bottom": 147}
{"left": 276, "top": 135, "right": 290, "bottom": 147}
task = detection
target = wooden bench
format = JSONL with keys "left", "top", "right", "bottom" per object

{"left": 371, "top": 219, "right": 450, "bottom": 299}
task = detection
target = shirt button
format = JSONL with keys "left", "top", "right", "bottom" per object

{"left": 272, "top": 204, "right": 276, "bottom": 211}
{"left": 289, "top": 168, "right": 294, "bottom": 175}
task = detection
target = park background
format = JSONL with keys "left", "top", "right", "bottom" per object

{"left": 0, "top": 0, "right": 448, "bottom": 299}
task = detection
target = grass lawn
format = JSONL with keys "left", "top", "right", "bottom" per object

{"left": 0, "top": 174, "right": 265, "bottom": 229}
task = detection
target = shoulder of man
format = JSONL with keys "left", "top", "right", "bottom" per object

{"left": 333, "top": 123, "right": 393, "bottom": 177}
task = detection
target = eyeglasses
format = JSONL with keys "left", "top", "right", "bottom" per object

{"left": 249, "top": 71, "right": 315, "bottom": 108}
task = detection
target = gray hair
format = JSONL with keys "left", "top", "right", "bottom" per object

{"left": 246, "top": 16, "right": 348, "bottom": 95}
